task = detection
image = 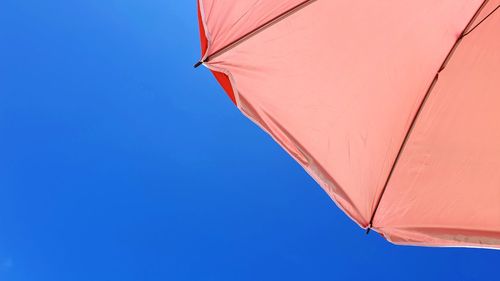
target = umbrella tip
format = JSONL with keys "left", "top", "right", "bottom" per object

{"left": 194, "top": 61, "right": 203, "bottom": 68}
{"left": 365, "top": 224, "right": 372, "bottom": 235}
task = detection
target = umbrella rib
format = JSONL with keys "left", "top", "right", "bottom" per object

{"left": 463, "top": 4, "right": 500, "bottom": 37}
{"left": 366, "top": 0, "right": 490, "bottom": 234}
{"left": 194, "top": 0, "right": 317, "bottom": 67}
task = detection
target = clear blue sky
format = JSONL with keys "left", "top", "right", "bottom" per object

{"left": 0, "top": 1, "right": 498, "bottom": 280}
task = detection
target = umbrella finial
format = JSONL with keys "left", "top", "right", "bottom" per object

{"left": 366, "top": 225, "right": 372, "bottom": 235}
{"left": 194, "top": 61, "right": 204, "bottom": 68}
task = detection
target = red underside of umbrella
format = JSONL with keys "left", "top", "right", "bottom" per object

{"left": 197, "top": 3, "right": 236, "bottom": 104}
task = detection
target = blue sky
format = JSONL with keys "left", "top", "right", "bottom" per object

{"left": 0, "top": 1, "right": 498, "bottom": 280}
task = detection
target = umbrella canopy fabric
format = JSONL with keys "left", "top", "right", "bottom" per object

{"left": 196, "top": 0, "right": 500, "bottom": 249}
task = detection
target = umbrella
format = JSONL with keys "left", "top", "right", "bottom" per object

{"left": 194, "top": 0, "right": 500, "bottom": 249}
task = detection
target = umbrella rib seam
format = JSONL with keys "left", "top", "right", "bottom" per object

{"left": 201, "top": 0, "right": 317, "bottom": 63}
{"left": 463, "top": 4, "right": 500, "bottom": 37}
{"left": 366, "top": 0, "right": 490, "bottom": 233}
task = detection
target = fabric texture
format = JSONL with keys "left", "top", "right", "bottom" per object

{"left": 196, "top": 0, "right": 500, "bottom": 249}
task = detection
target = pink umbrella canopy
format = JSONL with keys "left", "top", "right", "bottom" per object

{"left": 195, "top": 0, "right": 500, "bottom": 249}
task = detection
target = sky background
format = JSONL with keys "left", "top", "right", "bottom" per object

{"left": 0, "top": 1, "right": 499, "bottom": 280}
